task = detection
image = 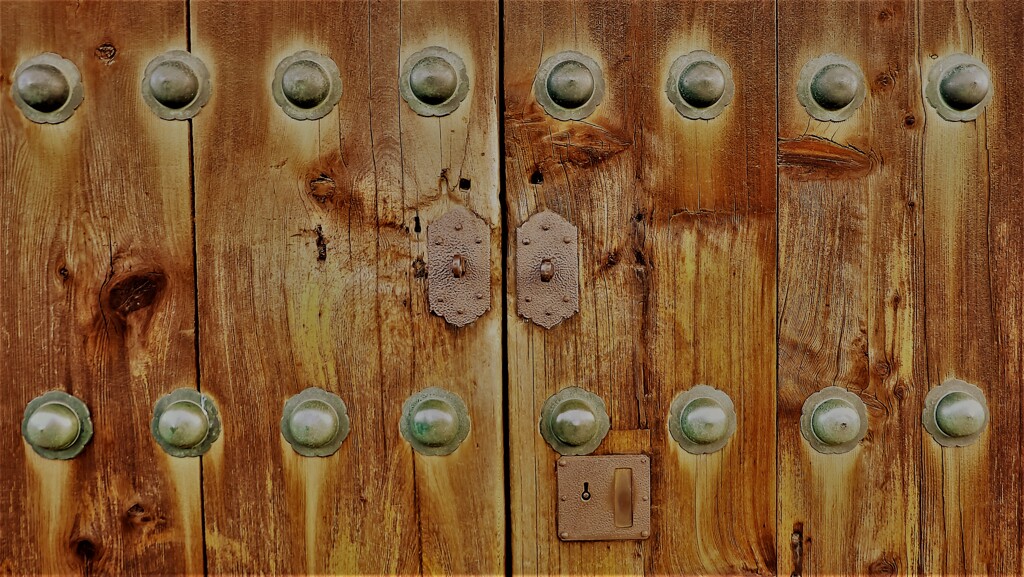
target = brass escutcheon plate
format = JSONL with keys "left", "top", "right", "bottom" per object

{"left": 516, "top": 210, "right": 579, "bottom": 329}
{"left": 427, "top": 206, "right": 491, "bottom": 327}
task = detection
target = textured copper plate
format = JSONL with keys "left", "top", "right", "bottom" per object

{"left": 556, "top": 454, "right": 651, "bottom": 541}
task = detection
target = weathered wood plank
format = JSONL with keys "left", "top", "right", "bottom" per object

{"left": 776, "top": 1, "right": 925, "bottom": 575}
{"left": 919, "top": 1, "right": 1024, "bottom": 574}
{"left": 191, "top": 0, "right": 502, "bottom": 574}
{"left": 504, "top": 1, "right": 776, "bottom": 574}
{"left": 0, "top": 1, "right": 200, "bottom": 574}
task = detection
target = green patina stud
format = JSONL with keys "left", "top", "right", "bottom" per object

{"left": 141, "top": 50, "right": 211, "bottom": 120}
{"left": 22, "top": 391, "right": 92, "bottom": 460}
{"left": 668, "top": 385, "right": 736, "bottom": 455}
{"left": 926, "top": 53, "right": 993, "bottom": 122}
{"left": 540, "top": 387, "right": 609, "bottom": 456}
{"left": 666, "top": 50, "right": 735, "bottom": 120}
{"left": 152, "top": 388, "right": 221, "bottom": 458}
{"left": 272, "top": 50, "right": 343, "bottom": 121}
{"left": 800, "top": 386, "right": 868, "bottom": 454}
{"left": 400, "top": 46, "right": 469, "bottom": 117}
{"left": 401, "top": 387, "right": 470, "bottom": 456}
{"left": 281, "top": 388, "right": 350, "bottom": 457}
{"left": 923, "top": 379, "right": 989, "bottom": 447}
{"left": 11, "top": 52, "right": 84, "bottom": 124}
{"left": 534, "top": 51, "right": 605, "bottom": 121}
{"left": 796, "top": 53, "right": 866, "bottom": 122}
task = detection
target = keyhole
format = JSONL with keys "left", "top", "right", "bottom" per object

{"left": 581, "top": 482, "right": 591, "bottom": 501}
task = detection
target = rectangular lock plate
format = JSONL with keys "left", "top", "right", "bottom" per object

{"left": 556, "top": 454, "right": 651, "bottom": 541}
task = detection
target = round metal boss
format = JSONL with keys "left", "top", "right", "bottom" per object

{"left": 926, "top": 53, "right": 993, "bottom": 122}
{"left": 799, "top": 386, "right": 868, "bottom": 454}
{"left": 272, "top": 50, "right": 343, "bottom": 121}
{"left": 534, "top": 51, "right": 605, "bottom": 121}
{"left": 668, "top": 385, "right": 737, "bottom": 454}
{"left": 797, "top": 54, "right": 866, "bottom": 122}
{"left": 400, "top": 387, "right": 470, "bottom": 456}
{"left": 400, "top": 46, "right": 469, "bottom": 117}
{"left": 22, "top": 390, "right": 92, "bottom": 460}
{"left": 539, "top": 387, "right": 610, "bottom": 455}
{"left": 151, "top": 388, "right": 221, "bottom": 457}
{"left": 922, "top": 379, "right": 989, "bottom": 447}
{"left": 11, "top": 52, "right": 84, "bottom": 124}
{"left": 281, "top": 387, "right": 350, "bottom": 457}
{"left": 666, "top": 50, "right": 735, "bottom": 120}
{"left": 141, "top": 50, "right": 211, "bottom": 120}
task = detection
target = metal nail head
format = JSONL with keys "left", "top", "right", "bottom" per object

{"left": 273, "top": 50, "right": 343, "bottom": 121}
{"left": 22, "top": 391, "right": 93, "bottom": 459}
{"left": 281, "top": 387, "right": 350, "bottom": 457}
{"left": 534, "top": 51, "right": 605, "bottom": 121}
{"left": 400, "top": 46, "right": 470, "bottom": 117}
{"left": 926, "top": 53, "right": 993, "bottom": 122}
{"left": 539, "top": 387, "right": 610, "bottom": 456}
{"left": 668, "top": 385, "right": 737, "bottom": 454}
{"left": 401, "top": 387, "right": 471, "bottom": 456}
{"left": 11, "top": 53, "right": 84, "bottom": 124}
{"left": 799, "top": 386, "right": 868, "bottom": 454}
{"left": 923, "top": 379, "right": 989, "bottom": 447}
{"left": 666, "top": 50, "right": 734, "bottom": 120}
{"left": 797, "top": 54, "right": 866, "bottom": 122}
{"left": 141, "top": 50, "right": 211, "bottom": 120}
{"left": 152, "top": 388, "right": 221, "bottom": 457}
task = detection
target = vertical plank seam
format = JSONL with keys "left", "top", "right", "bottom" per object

{"left": 773, "top": 1, "right": 784, "bottom": 576}
{"left": 184, "top": 0, "right": 210, "bottom": 575}
{"left": 914, "top": 0, "right": 928, "bottom": 573}
{"left": 498, "top": 1, "right": 514, "bottom": 576}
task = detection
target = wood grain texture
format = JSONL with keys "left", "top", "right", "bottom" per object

{"left": 919, "top": 1, "right": 1024, "bottom": 574}
{"left": 0, "top": 1, "right": 201, "bottom": 575}
{"left": 504, "top": 1, "right": 777, "bottom": 574}
{"left": 777, "top": 1, "right": 925, "bottom": 575}
{"left": 191, "top": 0, "right": 502, "bottom": 574}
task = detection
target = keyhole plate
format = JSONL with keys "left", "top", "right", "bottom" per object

{"left": 556, "top": 454, "right": 651, "bottom": 541}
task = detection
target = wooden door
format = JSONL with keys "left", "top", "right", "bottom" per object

{"left": 2, "top": 1, "right": 503, "bottom": 575}
{"left": 504, "top": 1, "right": 777, "bottom": 574}
{"left": 2, "top": 1, "right": 1023, "bottom": 576}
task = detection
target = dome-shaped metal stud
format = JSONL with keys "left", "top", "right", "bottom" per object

{"left": 925, "top": 53, "right": 993, "bottom": 122}
{"left": 539, "top": 387, "right": 610, "bottom": 455}
{"left": 400, "top": 387, "right": 471, "bottom": 456}
{"left": 534, "top": 51, "right": 605, "bottom": 121}
{"left": 11, "top": 53, "right": 84, "bottom": 124}
{"left": 797, "top": 54, "right": 866, "bottom": 122}
{"left": 923, "top": 379, "right": 989, "bottom": 447}
{"left": 151, "top": 388, "right": 221, "bottom": 457}
{"left": 272, "top": 50, "right": 343, "bottom": 121}
{"left": 400, "top": 46, "right": 469, "bottom": 117}
{"left": 666, "top": 50, "right": 735, "bottom": 120}
{"left": 799, "top": 386, "right": 868, "bottom": 454}
{"left": 141, "top": 50, "right": 211, "bottom": 120}
{"left": 668, "top": 385, "right": 737, "bottom": 454}
{"left": 22, "top": 391, "right": 93, "bottom": 459}
{"left": 281, "top": 387, "right": 350, "bottom": 457}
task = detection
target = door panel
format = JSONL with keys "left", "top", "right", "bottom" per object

{"left": 0, "top": 1, "right": 201, "bottom": 574}
{"left": 504, "top": 1, "right": 777, "bottom": 574}
{"left": 191, "top": 0, "right": 502, "bottom": 574}
{"left": 919, "top": 2, "right": 1023, "bottom": 574}
{"left": 776, "top": 2, "right": 925, "bottom": 575}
